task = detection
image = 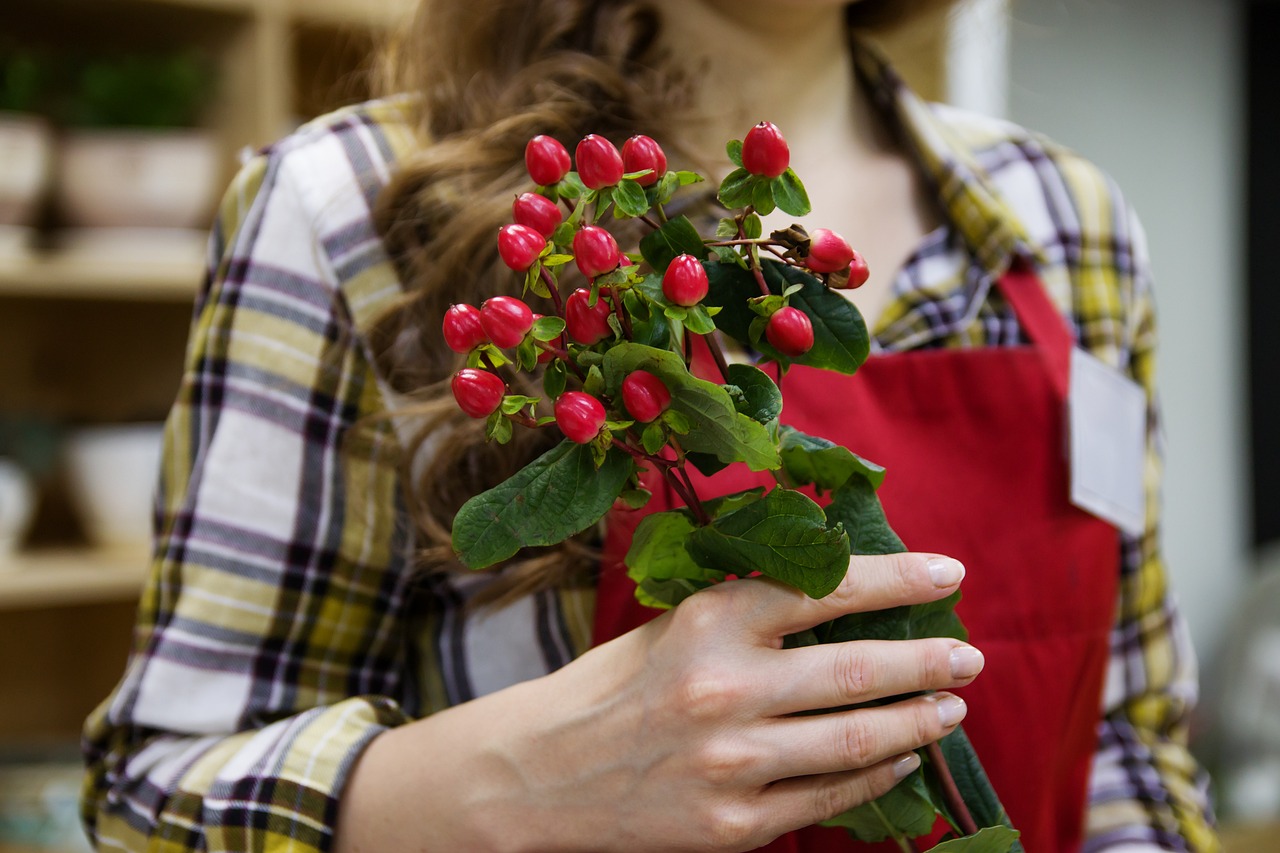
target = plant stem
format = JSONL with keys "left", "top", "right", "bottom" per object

{"left": 700, "top": 332, "right": 731, "bottom": 384}
{"left": 639, "top": 213, "right": 662, "bottom": 230}
{"left": 664, "top": 465, "right": 710, "bottom": 524}
{"left": 926, "top": 740, "right": 979, "bottom": 837}
{"left": 539, "top": 268, "right": 564, "bottom": 315}
{"left": 480, "top": 352, "right": 502, "bottom": 373}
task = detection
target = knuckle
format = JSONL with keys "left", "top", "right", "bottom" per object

{"left": 693, "top": 739, "right": 754, "bottom": 787}
{"left": 809, "top": 778, "right": 856, "bottom": 823}
{"left": 832, "top": 648, "right": 877, "bottom": 700}
{"left": 837, "top": 717, "right": 881, "bottom": 767}
{"left": 702, "top": 802, "right": 759, "bottom": 851}
{"left": 672, "top": 590, "right": 730, "bottom": 638}
{"left": 674, "top": 667, "right": 743, "bottom": 722}
{"left": 912, "top": 701, "right": 942, "bottom": 745}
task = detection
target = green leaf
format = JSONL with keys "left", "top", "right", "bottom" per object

{"left": 557, "top": 171, "right": 587, "bottom": 199}
{"left": 618, "top": 487, "right": 651, "bottom": 510}
{"left": 742, "top": 212, "right": 763, "bottom": 239}
{"left": 726, "top": 138, "right": 743, "bottom": 167}
{"left": 927, "top": 825, "right": 1021, "bottom": 853}
{"left": 627, "top": 511, "right": 722, "bottom": 586}
{"left": 551, "top": 221, "right": 575, "bottom": 248}
{"left": 821, "top": 770, "right": 938, "bottom": 842}
{"left": 937, "top": 730, "right": 1024, "bottom": 852}
{"left": 517, "top": 337, "right": 538, "bottom": 371}
{"left": 686, "top": 488, "right": 849, "bottom": 598}
{"left": 717, "top": 167, "right": 756, "bottom": 210}
{"left": 655, "top": 171, "right": 679, "bottom": 206}
{"left": 825, "top": 473, "right": 906, "bottom": 555}
{"left": 778, "top": 426, "right": 886, "bottom": 492}
{"left": 603, "top": 343, "right": 779, "bottom": 471}
{"left": 673, "top": 170, "right": 703, "bottom": 186}
{"left": 500, "top": 395, "right": 538, "bottom": 415}
{"left": 752, "top": 178, "right": 776, "bottom": 215}
{"left": 701, "top": 486, "right": 766, "bottom": 519}
{"left": 715, "top": 217, "right": 739, "bottom": 238}
{"left": 543, "top": 360, "right": 567, "bottom": 399}
{"left": 684, "top": 304, "right": 717, "bottom": 335}
{"left": 531, "top": 316, "right": 566, "bottom": 341}
{"left": 640, "top": 215, "right": 707, "bottom": 273}
{"left": 705, "top": 259, "right": 870, "bottom": 375}
{"left": 484, "top": 411, "right": 513, "bottom": 444}
{"left": 661, "top": 409, "right": 692, "bottom": 434}
{"left": 772, "top": 167, "right": 812, "bottom": 216}
{"left": 636, "top": 577, "right": 711, "bottom": 609}
{"left": 584, "top": 364, "right": 606, "bottom": 397}
{"left": 641, "top": 421, "right": 667, "bottom": 454}
{"left": 686, "top": 451, "right": 729, "bottom": 478}
{"left": 725, "top": 363, "right": 782, "bottom": 426}
{"left": 614, "top": 179, "right": 650, "bottom": 218}
{"left": 452, "top": 442, "right": 633, "bottom": 568}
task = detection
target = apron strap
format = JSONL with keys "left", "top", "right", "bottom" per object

{"left": 993, "top": 258, "right": 1075, "bottom": 400}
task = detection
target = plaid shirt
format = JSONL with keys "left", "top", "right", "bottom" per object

{"left": 81, "top": 44, "right": 1218, "bottom": 853}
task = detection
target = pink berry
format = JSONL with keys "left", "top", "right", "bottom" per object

{"left": 572, "top": 226, "right": 621, "bottom": 279}
{"left": 575, "top": 134, "right": 625, "bottom": 190}
{"left": 451, "top": 369, "right": 505, "bottom": 418}
{"left": 832, "top": 250, "right": 871, "bottom": 290}
{"left": 497, "top": 223, "right": 546, "bottom": 272}
{"left": 621, "top": 370, "right": 672, "bottom": 423}
{"left": 512, "top": 192, "right": 564, "bottom": 239}
{"left": 442, "top": 303, "right": 488, "bottom": 353}
{"left": 741, "top": 121, "right": 790, "bottom": 178}
{"left": 480, "top": 296, "right": 534, "bottom": 348}
{"left": 555, "top": 391, "right": 607, "bottom": 444}
{"left": 565, "top": 288, "right": 613, "bottom": 345}
{"left": 621, "top": 135, "right": 667, "bottom": 187}
{"left": 661, "top": 254, "right": 709, "bottom": 307}
{"left": 765, "top": 306, "right": 814, "bottom": 357}
{"left": 805, "top": 228, "right": 855, "bottom": 274}
{"left": 525, "top": 135, "right": 572, "bottom": 186}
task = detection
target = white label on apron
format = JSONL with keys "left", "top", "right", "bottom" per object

{"left": 1068, "top": 347, "right": 1147, "bottom": 537}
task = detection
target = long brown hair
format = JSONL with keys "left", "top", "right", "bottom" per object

{"left": 371, "top": 0, "right": 956, "bottom": 607}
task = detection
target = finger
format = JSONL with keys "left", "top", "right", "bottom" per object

{"left": 762, "top": 638, "right": 984, "bottom": 715}
{"left": 743, "top": 552, "right": 966, "bottom": 639}
{"left": 756, "top": 752, "right": 924, "bottom": 844}
{"left": 759, "top": 692, "right": 967, "bottom": 781}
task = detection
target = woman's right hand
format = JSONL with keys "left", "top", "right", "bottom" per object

{"left": 334, "top": 552, "right": 983, "bottom": 853}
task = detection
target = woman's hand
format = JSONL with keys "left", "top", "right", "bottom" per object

{"left": 334, "top": 552, "right": 982, "bottom": 853}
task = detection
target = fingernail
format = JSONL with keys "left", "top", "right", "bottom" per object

{"left": 927, "top": 557, "right": 965, "bottom": 588}
{"left": 949, "top": 645, "right": 985, "bottom": 679}
{"left": 932, "top": 693, "right": 967, "bottom": 727}
{"left": 892, "top": 752, "right": 921, "bottom": 780}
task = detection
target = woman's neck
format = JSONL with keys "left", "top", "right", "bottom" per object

{"left": 649, "top": 1, "right": 882, "bottom": 176}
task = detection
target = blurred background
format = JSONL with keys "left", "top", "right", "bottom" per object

{"left": 0, "top": 0, "right": 1274, "bottom": 850}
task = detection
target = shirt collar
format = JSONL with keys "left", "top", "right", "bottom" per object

{"left": 851, "top": 38, "right": 1044, "bottom": 278}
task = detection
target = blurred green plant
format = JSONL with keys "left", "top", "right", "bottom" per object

{"left": 0, "top": 43, "right": 49, "bottom": 114}
{"left": 59, "top": 52, "right": 216, "bottom": 129}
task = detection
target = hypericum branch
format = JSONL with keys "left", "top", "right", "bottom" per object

{"left": 539, "top": 267, "right": 565, "bottom": 315}
{"left": 610, "top": 437, "right": 710, "bottom": 524}
{"left": 925, "top": 741, "right": 979, "bottom": 837}
{"left": 700, "top": 332, "right": 732, "bottom": 384}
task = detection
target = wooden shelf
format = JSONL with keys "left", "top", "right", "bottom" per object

{"left": 0, "top": 547, "right": 150, "bottom": 611}
{"left": 0, "top": 254, "right": 202, "bottom": 302}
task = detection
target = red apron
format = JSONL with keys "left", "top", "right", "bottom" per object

{"left": 593, "top": 263, "right": 1120, "bottom": 852}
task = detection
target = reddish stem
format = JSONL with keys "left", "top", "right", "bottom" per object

{"left": 639, "top": 213, "right": 662, "bottom": 230}
{"left": 925, "top": 741, "right": 979, "bottom": 837}
{"left": 610, "top": 438, "right": 709, "bottom": 524}
{"left": 539, "top": 267, "right": 564, "bottom": 314}
{"left": 700, "top": 333, "right": 731, "bottom": 384}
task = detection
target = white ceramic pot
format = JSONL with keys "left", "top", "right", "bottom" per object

{"left": 0, "top": 111, "right": 53, "bottom": 228}
{"left": 64, "top": 423, "right": 164, "bottom": 548}
{"left": 0, "top": 458, "right": 37, "bottom": 560}
{"left": 56, "top": 129, "right": 220, "bottom": 230}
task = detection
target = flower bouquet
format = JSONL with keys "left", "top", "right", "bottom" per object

{"left": 445, "top": 122, "right": 1022, "bottom": 853}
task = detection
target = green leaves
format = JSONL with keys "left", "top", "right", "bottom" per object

{"left": 821, "top": 771, "right": 938, "bottom": 842}
{"left": 626, "top": 512, "right": 720, "bottom": 608}
{"left": 452, "top": 442, "right": 633, "bottom": 568}
{"left": 705, "top": 259, "right": 870, "bottom": 374}
{"left": 603, "top": 343, "right": 778, "bottom": 471}
{"left": 938, "top": 730, "right": 1025, "bottom": 852}
{"left": 639, "top": 215, "right": 706, "bottom": 272}
{"left": 716, "top": 166, "right": 811, "bottom": 217}
{"left": 687, "top": 489, "right": 849, "bottom": 598}
{"left": 779, "top": 426, "right": 885, "bottom": 492}
{"left": 929, "top": 827, "right": 1021, "bottom": 852}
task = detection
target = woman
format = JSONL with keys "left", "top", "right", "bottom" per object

{"left": 81, "top": 1, "right": 1218, "bottom": 850}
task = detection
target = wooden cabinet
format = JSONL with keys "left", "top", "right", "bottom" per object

{"left": 0, "top": 0, "right": 410, "bottom": 764}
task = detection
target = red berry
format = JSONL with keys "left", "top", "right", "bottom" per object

{"left": 661, "top": 254, "right": 709, "bottom": 307}
{"left": 741, "top": 121, "right": 790, "bottom": 178}
{"left": 565, "top": 288, "right": 613, "bottom": 345}
{"left": 832, "top": 250, "right": 871, "bottom": 290}
{"left": 765, "top": 306, "right": 814, "bottom": 357}
{"left": 525, "top": 135, "right": 572, "bottom": 186}
{"left": 442, "top": 303, "right": 488, "bottom": 353}
{"left": 572, "top": 226, "right": 621, "bottom": 279}
{"left": 512, "top": 192, "right": 564, "bottom": 239}
{"left": 451, "top": 369, "right": 505, "bottom": 418}
{"left": 805, "top": 228, "right": 855, "bottom": 274}
{"left": 480, "top": 296, "right": 534, "bottom": 348}
{"left": 621, "top": 135, "right": 667, "bottom": 187}
{"left": 621, "top": 370, "right": 672, "bottom": 423}
{"left": 555, "top": 391, "right": 607, "bottom": 444}
{"left": 497, "top": 223, "right": 546, "bottom": 272}
{"left": 575, "top": 134, "right": 624, "bottom": 190}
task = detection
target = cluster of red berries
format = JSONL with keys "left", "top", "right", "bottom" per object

{"left": 449, "top": 122, "right": 870, "bottom": 448}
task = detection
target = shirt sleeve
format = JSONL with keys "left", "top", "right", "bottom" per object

{"left": 81, "top": 143, "right": 415, "bottom": 853}
{"left": 1083, "top": 201, "right": 1221, "bottom": 852}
